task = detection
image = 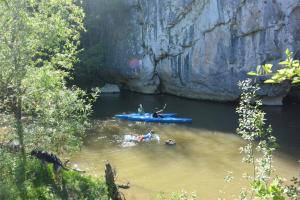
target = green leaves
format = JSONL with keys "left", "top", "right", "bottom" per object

{"left": 247, "top": 64, "right": 273, "bottom": 76}
{"left": 0, "top": 0, "right": 90, "bottom": 153}
{"left": 236, "top": 80, "right": 299, "bottom": 199}
{"left": 263, "top": 64, "right": 273, "bottom": 74}
{"left": 285, "top": 48, "right": 292, "bottom": 59}
{"left": 237, "top": 79, "right": 278, "bottom": 198}
{"left": 247, "top": 71, "right": 258, "bottom": 76}
{"left": 264, "top": 79, "right": 276, "bottom": 84}
{"left": 252, "top": 179, "right": 285, "bottom": 200}
{"left": 21, "top": 66, "right": 94, "bottom": 152}
{"left": 1, "top": 155, "right": 108, "bottom": 200}
{"left": 247, "top": 49, "right": 300, "bottom": 85}
{"left": 0, "top": 1, "right": 105, "bottom": 199}
{"left": 62, "top": 170, "right": 108, "bottom": 200}
{"left": 292, "top": 78, "right": 300, "bottom": 84}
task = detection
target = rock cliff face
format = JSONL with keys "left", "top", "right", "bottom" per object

{"left": 94, "top": 0, "right": 300, "bottom": 101}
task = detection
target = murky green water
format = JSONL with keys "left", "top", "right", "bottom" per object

{"left": 71, "top": 92, "right": 300, "bottom": 199}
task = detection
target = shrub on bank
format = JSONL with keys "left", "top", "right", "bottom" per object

{"left": 0, "top": 153, "right": 108, "bottom": 200}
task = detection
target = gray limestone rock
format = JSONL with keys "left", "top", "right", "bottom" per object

{"left": 89, "top": 0, "right": 300, "bottom": 101}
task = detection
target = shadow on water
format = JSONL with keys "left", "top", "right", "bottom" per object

{"left": 263, "top": 105, "right": 300, "bottom": 159}
{"left": 92, "top": 90, "right": 300, "bottom": 159}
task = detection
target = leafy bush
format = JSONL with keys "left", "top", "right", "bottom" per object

{"left": 235, "top": 79, "right": 299, "bottom": 199}
{"left": 248, "top": 49, "right": 300, "bottom": 84}
{"left": 0, "top": 152, "right": 108, "bottom": 200}
{"left": 62, "top": 170, "right": 108, "bottom": 200}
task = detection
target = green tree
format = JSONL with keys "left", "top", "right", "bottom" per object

{"left": 0, "top": 0, "right": 100, "bottom": 198}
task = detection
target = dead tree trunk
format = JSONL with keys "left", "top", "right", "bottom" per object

{"left": 105, "top": 162, "right": 122, "bottom": 200}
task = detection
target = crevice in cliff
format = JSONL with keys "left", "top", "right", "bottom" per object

{"left": 152, "top": 52, "right": 165, "bottom": 93}
{"left": 166, "top": 0, "right": 196, "bottom": 29}
{"left": 180, "top": 38, "right": 200, "bottom": 48}
{"left": 236, "top": 24, "right": 284, "bottom": 38}
{"left": 202, "top": 21, "right": 232, "bottom": 35}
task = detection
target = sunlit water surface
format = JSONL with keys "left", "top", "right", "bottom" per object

{"left": 71, "top": 92, "right": 300, "bottom": 199}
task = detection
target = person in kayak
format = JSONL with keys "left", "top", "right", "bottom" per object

{"left": 137, "top": 104, "right": 145, "bottom": 114}
{"left": 152, "top": 104, "right": 167, "bottom": 118}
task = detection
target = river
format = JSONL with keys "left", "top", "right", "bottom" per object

{"left": 71, "top": 91, "right": 300, "bottom": 199}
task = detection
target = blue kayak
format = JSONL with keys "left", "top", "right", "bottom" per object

{"left": 115, "top": 113, "right": 192, "bottom": 123}
{"left": 115, "top": 113, "right": 177, "bottom": 119}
